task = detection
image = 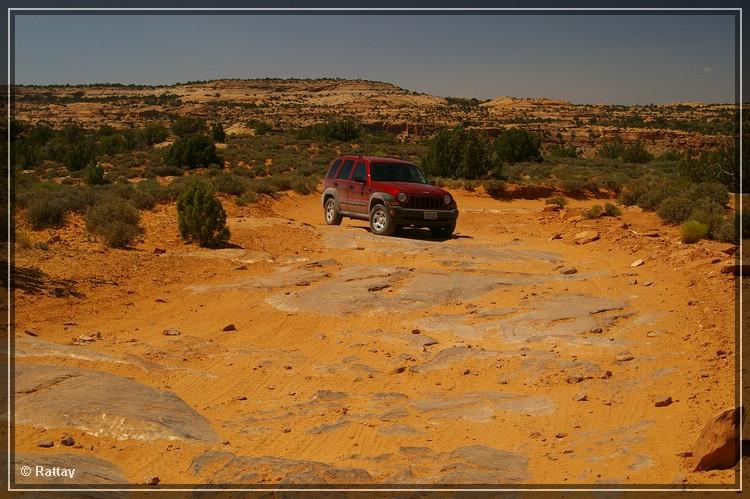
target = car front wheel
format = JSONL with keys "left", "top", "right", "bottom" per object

{"left": 429, "top": 221, "right": 456, "bottom": 239}
{"left": 324, "top": 198, "right": 343, "bottom": 225}
{"left": 369, "top": 204, "right": 396, "bottom": 236}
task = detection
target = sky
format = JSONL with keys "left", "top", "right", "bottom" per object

{"left": 13, "top": 13, "right": 738, "bottom": 104}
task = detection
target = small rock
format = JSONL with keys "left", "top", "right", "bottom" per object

{"left": 555, "top": 432, "right": 568, "bottom": 439}
{"left": 574, "top": 231, "right": 599, "bottom": 245}
{"left": 155, "top": 297, "right": 167, "bottom": 303}
{"left": 61, "top": 435, "right": 75, "bottom": 446}
{"left": 616, "top": 352, "right": 635, "bottom": 362}
{"left": 641, "top": 230, "right": 659, "bottom": 238}
{"left": 693, "top": 407, "right": 742, "bottom": 471}
{"left": 222, "top": 440, "right": 230, "bottom": 445}
{"left": 222, "top": 324, "right": 236, "bottom": 332}
{"left": 628, "top": 278, "right": 638, "bottom": 285}
{"left": 721, "top": 246, "right": 738, "bottom": 256}
{"left": 589, "top": 327, "right": 603, "bottom": 334}
{"left": 235, "top": 395, "right": 247, "bottom": 401}
{"left": 498, "top": 377, "right": 509, "bottom": 385}
{"left": 566, "top": 375, "right": 584, "bottom": 384}
{"left": 282, "top": 426, "right": 291, "bottom": 433}
{"left": 37, "top": 440, "right": 54, "bottom": 448}
{"left": 630, "top": 259, "right": 645, "bottom": 268}
{"left": 146, "top": 476, "right": 160, "bottom": 486}
{"left": 542, "top": 204, "right": 560, "bottom": 212}
{"left": 654, "top": 396, "right": 673, "bottom": 407}
{"left": 646, "top": 331, "right": 659, "bottom": 338}
{"left": 153, "top": 248, "right": 166, "bottom": 254}
{"left": 602, "top": 400, "right": 613, "bottom": 406}
{"left": 411, "top": 328, "right": 421, "bottom": 335}
{"left": 559, "top": 267, "right": 578, "bottom": 275}
{"left": 641, "top": 281, "right": 653, "bottom": 287}
{"left": 24, "top": 328, "right": 39, "bottom": 337}
{"left": 677, "top": 451, "right": 694, "bottom": 458}
{"left": 574, "top": 393, "right": 587, "bottom": 402}
{"left": 548, "top": 232, "right": 562, "bottom": 241}
{"left": 233, "top": 265, "right": 248, "bottom": 271}
{"left": 295, "top": 280, "right": 310, "bottom": 287}
{"left": 163, "top": 328, "right": 181, "bottom": 336}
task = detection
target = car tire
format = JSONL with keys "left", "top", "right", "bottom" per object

{"left": 429, "top": 221, "right": 456, "bottom": 239}
{"left": 324, "top": 198, "right": 343, "bottom": 225}
{"left": 369, "top": 204, "right": 396, "bottom": 236}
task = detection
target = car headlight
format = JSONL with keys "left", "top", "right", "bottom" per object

{"left": 397, "top": 192, "right": 408, "bottom": 203}
{"left": 443, "top": 194, "right": 452, "bottom": 205}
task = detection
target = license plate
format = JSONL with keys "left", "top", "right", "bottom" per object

{"left": 423, "top": 211, "right": 438, "bottom": 220}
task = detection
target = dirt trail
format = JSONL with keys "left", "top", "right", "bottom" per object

{"left": 12, "top": 190, "right": 740, "bottom": 486}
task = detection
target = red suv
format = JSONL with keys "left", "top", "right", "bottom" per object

{"left": 321, "top": 156, "right": 458, "bottom": 237}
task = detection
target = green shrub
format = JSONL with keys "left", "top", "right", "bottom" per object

{"left": 211, "top": 122, "right": 226, "bottom": 143}
{"left": 621, "top": 141, "right": 653, "bottom": 163}
{"left": 143, "top": 122, "right": 169, "bottom": 144}
{"left": 680, "top": 220, "right": 708, "bottom": 244}
{"left": 493, "top": 128, "right": 541, "bottom": 164}
{"left": 290, "top": 176, "right": 318, "bottom": 195}
{"left": 236, "top": 191, "right": 259, "bottom": 206}
{"left": 86, "top": 198, "right": 142, "bottom": 248}
{"left": 176, "top": 180, "right": 230, "bottom": 247}
{"left": 584, "top": 204, "right": 603, "bottom": 219}
{"left": 171, "top": 117, "right": 206, "bottom": 137}
{"left": 548, "top": 145, "right": 578, "bottom": 158}
{"left": 83, "top": 162, "right": 105, "bottom": 186}
{"left": 164, "top": 134, "right": 220, "bottom": 169}
{"left": 604, "top": 202, "right": 622, "bottom": 217}
{"left": 597, "top": 137, "right": 624, "bottom": 159}
{"left": 545, "top": 196, "right": 567, "bottom": 208}
{"left": 247, "top": 119, "right": 273, "bottom": 135}
{"left": 26, "top": 197, "right": 67, "bottom": 229}
{"left": 657, "top": 196, "right": 695, "bottom": 224}
{"left": 680, "top": 145, "right": 736, "bottom": 192}
{"left": 63, "top": 142, "right": 93, "bottom": 171}
{"left": 212, "top": 172, "right": 248, "bottom": 196}
{"left": 483, "top": 179, "right": 507, "bottom": 199}
{"left": 296, "top": 118, "right": 359, "bottom": 142}
{"left": 422, "top": 126, "right": 494, "bottom": 179}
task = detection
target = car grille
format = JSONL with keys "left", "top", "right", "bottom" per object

{"left": 409, "top": 196, "right": 443, "bottom": 210}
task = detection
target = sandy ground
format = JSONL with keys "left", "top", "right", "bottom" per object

{"left": 11, "top": 190, "right": 743, "bottom": 487}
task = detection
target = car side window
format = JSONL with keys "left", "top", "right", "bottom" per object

{"left": 326, "top": 159, "right": 342, "bottom": 179}
{"left": 352, "top": 162, "right": 366, "bottom": 182}
{"left": 336, "top": 160, "right": 354, "bottom": 180}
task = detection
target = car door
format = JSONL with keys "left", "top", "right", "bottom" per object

{"left": 349, "top": 161, "right": 369, "bottom": 214}
{"left": 334, "top": 159, "right": 355, "bottom": 211}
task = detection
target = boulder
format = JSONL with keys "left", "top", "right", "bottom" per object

{"left": 574, "top": 231, "right": 599, "bottom": 245}
{"left": 693, "top": 407, "right": 743, "bottom": 471}
{"left": 15, "top": 364, "right": 218, "bottom": 442}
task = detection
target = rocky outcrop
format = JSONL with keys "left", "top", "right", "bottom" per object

{"left": 15, "top": 364, "right": 218, "bottom": 442}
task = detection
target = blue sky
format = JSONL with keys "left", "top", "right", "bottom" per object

{"left": 13, "top": 13, "right": 737, "bottom": 104}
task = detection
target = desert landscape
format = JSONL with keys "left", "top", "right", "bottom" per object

{"left": 8, "top": 78, "right": 744, "bottom": 488}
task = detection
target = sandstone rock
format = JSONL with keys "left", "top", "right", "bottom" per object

{"left": 574, "top": 393, "right": 587, "bottom": 402}
{"left": 641, "top": 231, "right": 659, "bottom": 237}
{"left": 548, "top": 232, "right": 562, "bottom": 241}
{"left": 574, "top": 231, "right": 599, "bottom": 245}
{"left": 559, "top": 267, "right": 578, "bottom": 275}
{"left": 60, "top": 435, "right": 75, "bottom": 446}
{"left": 693, "top": 407, "right": 742, "bottom": 471}
{"left": 630, "top": 259, "right": 645, "bottom": 268}
{"left": 37, "top": 440, "right": 54, "bottom": 448}
{"left": 616, "top": 352, "right": 635, "bottom": 362}
{"left": 24, "top": 328, "right": 39, "bottom": 337}
{"left": 222, "top": 324, "right": 236, "bottom": 332}
{"left": 654, "top": 396, "right": 673, "bottom": 407}
{"left": 542, "top": 204, "right": 560, "bottom": 212}
{"left": 146, "top": 476, "right": 160, "bottom": 485}
{"left": 163, "top": 328, "right": 181, "bottom": 336}
{"left": 15, "top": 364, "right": 218, "bottom": 442}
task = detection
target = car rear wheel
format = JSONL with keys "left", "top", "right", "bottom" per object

{"left": 324, "top": 198, "right": 343, "bottom": 225}
{"left": 369, "top": 204, "right": 396, "bottom": 236}
{"left": 429, "top": 221, "right": 456, "bottom": 239}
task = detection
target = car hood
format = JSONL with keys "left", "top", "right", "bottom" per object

{"left": 385, "top": 182, "right": 447, "bottom": 196}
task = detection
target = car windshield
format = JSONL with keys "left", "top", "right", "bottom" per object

{"left": 370, "top": 162, "right": 427, "bottom": 184}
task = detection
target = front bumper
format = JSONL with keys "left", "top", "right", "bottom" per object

{"left": 388, "top": 206, "right": 459, "bottom": 226}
